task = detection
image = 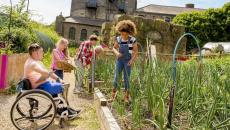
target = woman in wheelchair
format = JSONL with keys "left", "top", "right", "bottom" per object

{"left": 23, "top": 43, "right": 80, "bottom": 119}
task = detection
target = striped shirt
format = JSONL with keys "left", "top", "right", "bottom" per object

{"left": 116, "top": 36, "right": 136, "bottom": 54}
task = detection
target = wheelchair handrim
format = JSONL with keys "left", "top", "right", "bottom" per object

{"left": 10, "top": 90, "right": 56, "bottom": 130}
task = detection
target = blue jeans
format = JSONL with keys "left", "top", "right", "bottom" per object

{"left": 37, "top": 81, "right": 63, "bottom": 96}
{"left": 113, "top": 60, "right": 131, "bottom": 90}
{"left": 54, "top": 69, "right": 64, "bottom": 81}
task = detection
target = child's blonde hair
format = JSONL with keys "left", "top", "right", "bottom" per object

{"left": 56, "top": 38, "right": 69, "bottom": 57}
{"left": 115, "top": 20, "right": 137, "bottom": 35}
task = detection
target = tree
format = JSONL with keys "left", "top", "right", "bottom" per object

{"left": 0, "top": 0, "right": 59, "bottom": 53}
{"left": 173, "top": 2, "right": 230, "bottom": 52}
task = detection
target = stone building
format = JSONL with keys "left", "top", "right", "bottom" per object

{"left": 135, "top": 3, "right": 204, "bottom": 22}
{"left": 101, "top": 15, "right": 187, "bottom": 58}
{"left": 55, "top": 0, "right": 204, "bottom": 44}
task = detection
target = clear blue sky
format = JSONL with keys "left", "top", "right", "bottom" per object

{"left": 0, "top": 0, "right": 229, "bottom": 24}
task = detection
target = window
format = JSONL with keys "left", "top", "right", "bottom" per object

{"left": 93, "top": 30, "right": 99, "bottom": 36}
{"left": 86, "top": 0, "right": 97, "bottom": 8}
{"left": 164, "top": 17, "right": 171, "bottom": 22}
{"left": 118, "top": 0, "right": 125, "bottom": 12}
{"left": 138, "top": 14, "right": 145, "bottom": 17}
{"left": 80, "top": 29, "right": 87, "bottom": 41}
{"left": 69, "top": 27, "right": 76, "bottom": 40}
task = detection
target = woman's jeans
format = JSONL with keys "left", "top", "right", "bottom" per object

{"left": 54, "top": 69, "right": 64, "bottom": 80}
{"left": 113, "top": 60, "right": 131, "bottom": 91}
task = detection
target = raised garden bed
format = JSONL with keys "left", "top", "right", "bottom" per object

{"left": 94, "top": 88, "right": 121, "bottom": 130}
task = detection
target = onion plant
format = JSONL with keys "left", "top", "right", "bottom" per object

{"left": 95, "top": 54, "right": 230, "bottom": 129}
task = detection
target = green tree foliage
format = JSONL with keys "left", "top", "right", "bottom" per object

{"left": 0, "top": 0, "right": 60, "bottom": 53}
{"left": 173, "top": 2, "right": 230, "bottom": 51}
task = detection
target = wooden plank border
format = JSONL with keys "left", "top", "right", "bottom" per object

{"left": 94, "top": 88, "right": 121, "bottom": 130}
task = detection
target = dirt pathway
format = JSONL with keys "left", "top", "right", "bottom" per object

{"left": 0, "top": 71, "right": 100, "bottom": 130}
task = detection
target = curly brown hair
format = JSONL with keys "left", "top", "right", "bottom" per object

{"left": 115, "top": 20, "right": 137, "bottom": 35}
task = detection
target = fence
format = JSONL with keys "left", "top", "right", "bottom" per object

{"left": 0, "top": 53, "right": 28, "bottom": 89}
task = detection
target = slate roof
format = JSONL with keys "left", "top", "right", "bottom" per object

{"left": 64, "top": 16, "right": 106, "bottom": 27}
{"left": 136, "top": 4, "right": 205, "bottom": 15}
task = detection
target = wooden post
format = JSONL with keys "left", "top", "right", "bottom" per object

{"left": 89, "top": 49, "right": 96, "bottom": 93}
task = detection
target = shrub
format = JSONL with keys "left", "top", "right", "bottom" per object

{"left": 173, "top": 2, "right": 230, "bottom": 51}
{"left": 0, "top": 2, "right": 60, "bottom": 53}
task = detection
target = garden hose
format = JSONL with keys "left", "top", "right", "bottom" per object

{"left": 167, "top": 33, "right": 202, "bottom": 128}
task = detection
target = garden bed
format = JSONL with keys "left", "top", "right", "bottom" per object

{"left": 94, "top": 87, "right": 156, "bottom": 130}
{"left": 94, "top": 55, "right": 230, "bottom": 129}
{"left": 94, "top": 88, "right": 121, "bottom": 130}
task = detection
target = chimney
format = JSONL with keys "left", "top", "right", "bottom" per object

{"left": 185, "top": 3, "right": 195, "bottom": 8}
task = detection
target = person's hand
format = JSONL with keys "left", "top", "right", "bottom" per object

{"left": 128, "top": 59, "right": 134, "bottom": 66}
{"left": 57, "top": 78, "right": 65, "bottom": 84}
{"left": 83, "top": 62, "right": 87, "bottom": 67}
{"left": 116, "top": 53, "right": 122, "bottom": 58}
{"left": 49, "top": 70, "right": 55, "bottom": 73}
{"left": 60, "top": 79, "right": 65, "bottom": 84}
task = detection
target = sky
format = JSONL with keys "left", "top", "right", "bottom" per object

{"left": 0, "top": 0, "right": 230, "bottom": 25}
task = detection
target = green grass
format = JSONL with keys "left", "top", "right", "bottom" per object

{"left": 70, "top": 104, "right": 100, "bottom": 130}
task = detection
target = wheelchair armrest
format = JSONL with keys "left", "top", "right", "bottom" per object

{"left": 62, "top": 83, "right": 70, "bottom": 88}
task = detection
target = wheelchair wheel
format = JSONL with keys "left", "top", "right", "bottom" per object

{"left": 10, "top": 89, "right": 56, "bottom": 130}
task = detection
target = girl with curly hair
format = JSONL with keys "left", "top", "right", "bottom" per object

{"left": 112, "top": 20, "right": 138, "bottom": 103}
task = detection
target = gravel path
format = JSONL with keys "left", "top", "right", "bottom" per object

{"left": 0, "top": 70, "right": 100, "bottom": 130}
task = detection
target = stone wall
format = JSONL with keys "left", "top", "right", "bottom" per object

{"left": 55, "top": 14, "right": 65, "bottom": 35}
{"left": 70, "top": 0, "right": 137, "bottom": 21}
{"left": 63, "top": 22, "right": 101, "bottom": 44}
{"left": 101, "top": 15, "right": 186, "bottom": 56}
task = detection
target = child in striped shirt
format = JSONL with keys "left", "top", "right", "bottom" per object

{"left": 112, "top": 20, "right": 138, "bottom": 103}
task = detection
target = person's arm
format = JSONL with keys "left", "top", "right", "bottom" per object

{"left": 49, "top": 71, "right": 64, "bottom": 83}
{"left": 32, "top": 63, "right": 63, "bottom": 83}
{"left": 31, "top": 63, "right": 49, "bottom": 83}
{"left": 128, "top": 42, "right": 138, "bottom": 66}
{"left": 113, "top": 40, "right": 122, "bottom": 58}
{"left": 32, "top": 63, "right": 49, "bottom": 77}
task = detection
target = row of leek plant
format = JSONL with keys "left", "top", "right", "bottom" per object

{"left": 94, "top": 54, "right": 230, "bottom": 129}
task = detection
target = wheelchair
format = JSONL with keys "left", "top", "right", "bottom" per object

{"left": 10, "top": 79, "right": 78, "bottom": 130}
